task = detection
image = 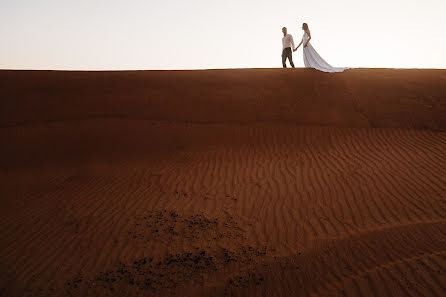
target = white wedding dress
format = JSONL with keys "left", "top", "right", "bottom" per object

{"left": 302, "top": 32, "right": 345, "bottom": 73}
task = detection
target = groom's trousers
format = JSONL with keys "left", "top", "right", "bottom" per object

{"left": 282, "top": 47, "right": 295, "bottom": 68}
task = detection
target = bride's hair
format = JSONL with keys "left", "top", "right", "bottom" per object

{"left": 302, "top": 23, "right": 309, "bottom": 30}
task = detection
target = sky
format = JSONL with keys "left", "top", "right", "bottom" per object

{"left": 1, "top": 0, "right": 445, "bottom": 70}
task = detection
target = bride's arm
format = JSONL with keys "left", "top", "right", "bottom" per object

{"left": 294, "top": 40, "right": 303, "bottom": 51}
{"left": 304, "top": 30, "right": 311, "bottom": 47}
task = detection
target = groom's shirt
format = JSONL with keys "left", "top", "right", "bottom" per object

{"left": 282, "top": 34, "right": 295, "bottom": 50}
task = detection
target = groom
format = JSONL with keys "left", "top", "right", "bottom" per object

{"left": 281, "top": 27, "right": 295, "bottom": 68}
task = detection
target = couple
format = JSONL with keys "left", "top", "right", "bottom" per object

{"left": 282, "top": 23, "right": 345, "bottom": 73}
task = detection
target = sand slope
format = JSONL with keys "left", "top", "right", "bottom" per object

{"left": 1, "top": 69, "right": 446, "bottom": 297}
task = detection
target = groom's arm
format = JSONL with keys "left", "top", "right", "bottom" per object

{"left": 290, "top": 35, "right": 295, "bottom": 50}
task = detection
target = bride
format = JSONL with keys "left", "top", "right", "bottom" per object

{"left": 294, "top": 23, "right": 346, "bottom": 73}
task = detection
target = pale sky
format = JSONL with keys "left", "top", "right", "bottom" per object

{"left": 1, "top": 0, "right": 445, "bottom": 70}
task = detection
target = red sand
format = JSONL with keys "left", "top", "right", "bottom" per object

{"left": 1, "top": 68, "right": 446, "bottom": 297}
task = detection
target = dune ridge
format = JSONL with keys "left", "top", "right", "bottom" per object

{"left": 1, "top": 69, "right": 446, "bottom": 129}
{"left": 1, "top": 69, "right": 446, "bottom": 297}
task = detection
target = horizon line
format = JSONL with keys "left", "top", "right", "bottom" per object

{"left": 1, "top": 67, "right": 446, "bottom": 72}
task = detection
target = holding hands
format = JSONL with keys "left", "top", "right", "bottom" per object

{"left": 294, "top": 39, "right": 303, "bottom": 51}
{"left": 294, "top": 42, "right": 307, "bottom": 52}
{"left": 289, "top": 25, "right": 310, "bottom": 52}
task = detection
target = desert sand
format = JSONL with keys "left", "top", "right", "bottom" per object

{"left": 1, "top": 68, "right": 446, "bottom": 297}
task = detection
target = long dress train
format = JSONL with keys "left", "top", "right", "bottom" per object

{"left": 302, "top": 32, "right": 346, "bottom": 73}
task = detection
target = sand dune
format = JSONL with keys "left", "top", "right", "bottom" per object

{"left": 1, "top": 69, "right": 446, "bottom": 297}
